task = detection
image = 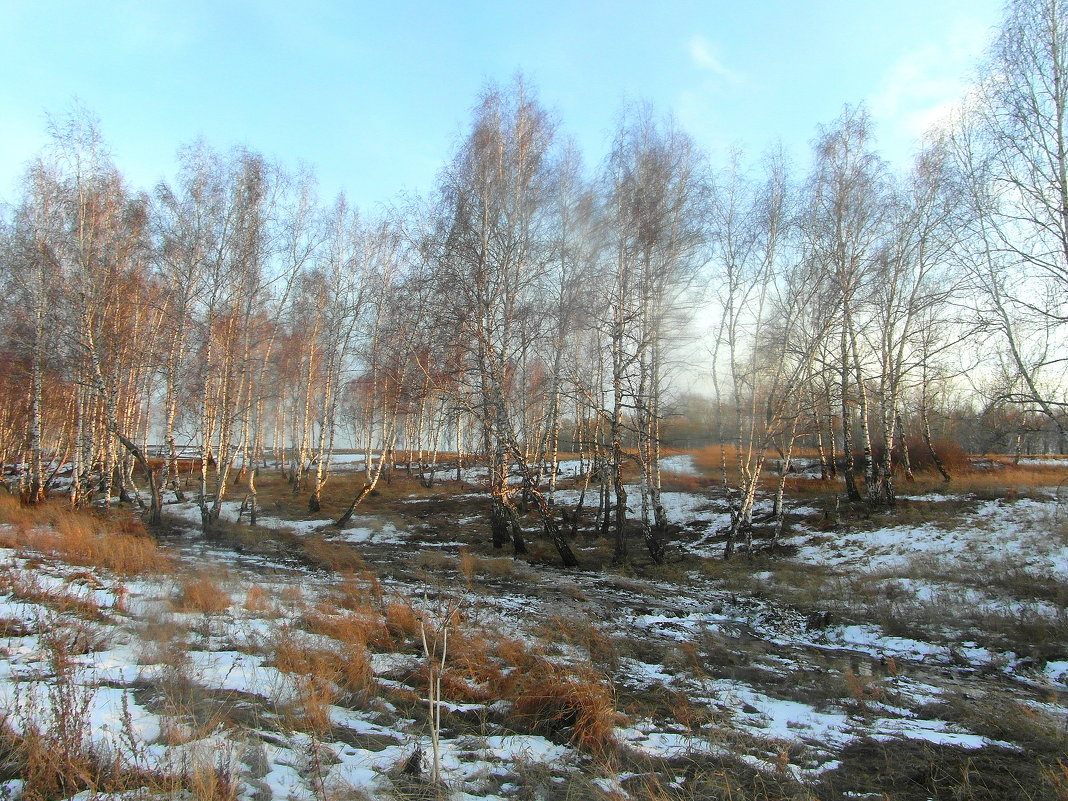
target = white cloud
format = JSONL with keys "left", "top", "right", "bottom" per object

{"left": 869, "top": 17, "right": 992, "bottom": 160}
{"left": 688, "top": 35, "right": 743, "bottom": 85}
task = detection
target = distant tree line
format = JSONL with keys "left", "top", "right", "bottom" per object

{"left": 1, "top": 0, "right": 1066, "bottom": 564}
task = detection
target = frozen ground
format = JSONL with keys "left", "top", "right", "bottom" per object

{"left": 1, "top": 474, "right": 1066, "bottom": 799}
{"left": 790, "top": 495, "right": 1068, "bottom": 580}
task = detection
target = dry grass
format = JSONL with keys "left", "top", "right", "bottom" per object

{"left": 385, "top": 600, "right": 422, "bottom": 642}
{"left": 0, "top": 629, "right": 237, "bottom": 801}
{"left": 0, "top": 497, "right": 173, "bottom": 575}
{"left": 0, "top": 567, "right": 106, "bottom": 621}
{"left": 301, "top": 537, "right": 368, "bottom": 573}
{"left": 534, "top": 615, "right": 618, "bottom": 671}
{"left": 173, "top": 574, "right": 232, "bottom": 615}
{"left": 329, "top": 570, "right": 384, "bottom": 611}
{"left": 427, "top": 627, "right": 511, "bottom": 705}
{"left": 244, "top": 468, "right": 445, "bottom": 523}
{"left": 688, "top": 443, "right": 830, "bottom": 487}
{"left": 681, "top": 442, "right": 1068, "bottom": 497}
{"left": 458, "top": 549, "right": 516, "bottom": 584}
{"left": 459, "top": 548, "right": 477, "bottom": 587}
{"left": 940, "top": 461, "right": 1068, "bottom": 493}
{"left": 271, "top": 629, "right": 376, "bottom": 727}
{"left": 415, "top": 549, "right": 454, "bottom": 573}
{"left": 1044, "top": 760, "right": 1068, "bottom": 801}
{"left": 303, "top": 606, "right": 393, "bottom": 651}
{"left": 818, "top": 735, "right": 1063, "bottom": 801}
{"left": 434, "top": 626, "right": 621, "bottom": 759}
{"left": 842, "top": 666, "right": 884, "bottom": 708}
{"left": 690, "top": 444, "right": 750, "bottom": 479}
{"left": 242, "top": 585, "right": 275, "bottom": 615}
{"left": 657, "top": 472, "right": 714, "bottom": 492}
{"left": 280, "top": 585, "right": 304, "bottom": 605}
{"left": 509, "top": 660, "right": 620, "bottom": 760}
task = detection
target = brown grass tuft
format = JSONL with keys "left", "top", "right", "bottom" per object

{"left": 0, "top": 499, "right": 173, "bottom": 575}
{"left": 301, "top": 537, "right": 369, "bottom": 573}
{"left": 174, "top": 575, "right": 232, "bottom": 615}
{"left": 272, "top": 630, "right": 375, "bottom": 713}
{"left": 303, "top": 607, "right": 392, "bottom": 650}
{"left": 279, "top": 585, "right": 304, "bottom": 605}
{"left": 332, "top": 570, "right": 383, "bottom": 610}
{"left": 242, "top": 585, "right": 274, "bottom": 615}
{"left": 509, "top": 660, "right": 620, "bottom": 759}
{"left": 535, "top": 615, "right": 618, "bottom": 671}
{"left": 385, "top": 600, "right": 421, "bottom": 642}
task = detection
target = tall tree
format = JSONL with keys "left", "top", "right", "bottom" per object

{"left": 429, "top": 79, "right": 578, "bottom": 567}
{"left": 955, "top": 0, "right": 1068, "bottom": 436}
{"left": 802, "top": 106, "right": 889, "bottom": 504}
{"left": 599, "top": 108, "right": 708, "bottom": 563}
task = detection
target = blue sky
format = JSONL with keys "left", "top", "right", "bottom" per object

{"left": 0, "top": 0, "right": 1002, "bottom": 209}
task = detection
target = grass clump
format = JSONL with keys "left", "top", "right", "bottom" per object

{"left": 534, "top": 615, "right": 618, "bottom": 671}
{"left": 508, "top": 658, "right": 620, "bottom": 760}
{"left": 0, "top": 497, "right": 173, "bottom": 575}
{"left": 301, "top": 536, "right": 368, "bottom": 573}
{"left": 173, "top": 574, "right": 232, "bottom": 614}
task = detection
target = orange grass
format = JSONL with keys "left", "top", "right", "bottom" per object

{"left": 303, "top": 607, "right": 393, "bottom": 650}
{"left": 440, "top": 627, "right": 621, "bottom": 758}
{"left": 0, "top": 497, "right": 173, "bottom": 575}
{"left": 508, "top": 660, "right": 620, "bottom": 759}
{"left": 272, "top": 631, "right": 375, "bottom": 705}
{"left": 173, "top": 575, "right": 232, "bottom": 614}
{"left": 945, "top": 459, "right": 1068, "bottom": 493}
{"left": 384, "top": 600, "right": 422, "bottom": 642}
{"left": 300, "top": 537, "right": 368, "bottom": 573}
{"left": 242, "top": 585, "right": 274, "bottom": 615}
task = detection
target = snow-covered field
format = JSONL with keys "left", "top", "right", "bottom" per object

{"left": 791, "top": 495, "right": 1068, "bottom": 580}
{"left": 1, "top": 474, "right": 1066, "bottom": 799}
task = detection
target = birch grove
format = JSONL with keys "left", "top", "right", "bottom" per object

{"left": 4, "top": 0, "right": 1068, "bottom": 564}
